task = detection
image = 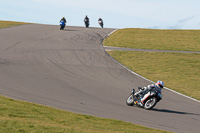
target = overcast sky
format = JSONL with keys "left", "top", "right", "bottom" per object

{"left": 1, "top": 0, "right": 200, "bottom": 29}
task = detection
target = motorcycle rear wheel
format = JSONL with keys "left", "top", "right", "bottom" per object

{"left": 126, "top": 94, "right": 134, "bottom": 106}
{"left": 144, "top": 97, "right": 157, "bottom": 110}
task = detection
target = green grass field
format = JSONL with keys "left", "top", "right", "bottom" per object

{"left": 0, "top": 21, "right": 171, "bottom": 133}
{"left": 104, "top": 28, "right": 200, "bottom": 51}
{"left": 104, "top": 28, "right": 200, "bottom": 101}
{"left": 0, "top": 95, "right": 170, "bottom": 133}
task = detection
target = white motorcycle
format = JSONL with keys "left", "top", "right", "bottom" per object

{"left": 126, "top": 87, "right": 162, "bottom": 110}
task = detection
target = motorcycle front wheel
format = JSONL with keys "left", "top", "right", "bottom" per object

{"left": 126, "top": 94, "right": 134, "bottom": 106}
{"left": 60, "top": 25, "right": 64, "bottom": 30}
{"left": 144, "top": 97, "right": 157, "bottom": 110}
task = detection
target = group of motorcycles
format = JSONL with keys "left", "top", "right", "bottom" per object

{"left": 60, "top": 16, "right": 162, "bottom": 110}
{"left": 60, "top": 17, "right": 162, "bottom": 110}
{"left": 60, "top": 16, "right": 104, "bottom": 30}
{"left": 60, "top": 18, "right": 162, "bottom": 110}
{"left": 84, "top": 17, "right": 103, "bottom": 28}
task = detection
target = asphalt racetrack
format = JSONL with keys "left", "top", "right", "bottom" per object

{"left": 0, "top": 24, "right": 200, "bottom": 133}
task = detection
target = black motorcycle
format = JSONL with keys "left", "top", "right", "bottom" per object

{"left": 84, "top": 19, "right": 89, "bottom": 28}
{"left": 98, "top": 20, "right": 103, "bottom": 28}
{"left": 126, "top": 87, "right": 162, "bottom": 110}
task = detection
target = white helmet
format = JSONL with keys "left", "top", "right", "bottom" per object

{"left": 156, "top": 80, "right": 164, "bottom": 89}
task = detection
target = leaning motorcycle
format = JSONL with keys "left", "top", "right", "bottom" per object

{"left": 126, "top": 87, "right": 162, "bottom": 110}
{"left": 98, "top": 20, "right": 103, "bottom": 28}
{"left": 60, "top": 21, "right": 65, "bottom": 30}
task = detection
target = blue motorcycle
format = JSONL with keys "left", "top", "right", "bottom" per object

{"left": 60, "top": 21, "right": 65, "bottom": 30}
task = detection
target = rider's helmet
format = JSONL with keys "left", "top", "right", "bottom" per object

{"left": 156, "top": 80, "right": 164, "bottom": 89}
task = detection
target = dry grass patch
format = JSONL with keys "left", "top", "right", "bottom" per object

{"left": 0, "top": 20, "right": 29, "bottom": 29}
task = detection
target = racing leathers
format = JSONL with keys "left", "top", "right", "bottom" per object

{"left": 84, "top": 16, "right": 89, "bottom": 24}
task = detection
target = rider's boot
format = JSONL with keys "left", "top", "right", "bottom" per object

{"left": 138, "top": 100, "right": 143, "bottom": 106}
{"left": 134, "top": 100, "right": 143, "bottom": 106}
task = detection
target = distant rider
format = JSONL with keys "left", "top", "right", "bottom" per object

{"left": 60, "top": 17, "right": 67, "bottom": 24}
{"left": 84, "top": 15, "right": 90, "bottom": 27}
{"left": 84, "top": 15, "right": 89, "bottom": 23}
{"left": 98, "top": 18, "right": 103, "bottom": 23}
{"left": 98, "top": 18, "right": 103, "bottom": 28}
{"left": 134, "top": 80, "right": 164, "bottom": 106}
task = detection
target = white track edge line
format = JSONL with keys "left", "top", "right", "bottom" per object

{"left": 103, "top": 29, "right": 200, "bottom": 103}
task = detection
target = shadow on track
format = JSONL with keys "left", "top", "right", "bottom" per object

{"left": 63, "top": 29, "right": 78, "bottom": 31}
{"left": 152, "top": 108, "right": 200, "bottom": 116}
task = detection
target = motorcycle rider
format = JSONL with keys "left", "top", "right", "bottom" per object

{"left": 134, "top": 80, "right": 164, "bottom": 106}
{"left": 84, "top": 15, "right": 90, "bottom": 27}
{"left": 60, "top": 17, "right": 67, "bottom": 23}
{"left": 59, "top": 17, "right": 67, "bottom": 30}
{"left": 98, "top": 18, "right": 103, "bottom": 28}
{"left": 84, "top": 15, "right": 89, "bottom": 22}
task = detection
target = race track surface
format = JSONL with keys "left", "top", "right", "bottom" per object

{"left": 0, "top": 24, "right": 200, "bottom": 133}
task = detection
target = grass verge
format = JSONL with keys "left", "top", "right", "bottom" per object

{"left": 0, "top": 95, "right": 170, "bottom": 133}
{"left": 104, "top": 28, "right": 200, "bottom": 101}
{"left": 107, "top": 51, "right": 200, "bottom": 100}
{"left": 104, "top": 28, "right": 200, "bottom": 51}
{"left": 0, "top": 20, "right": 29, "bottom": 29}
{"left": 0, "top": 21, "right": 171, "bottom": 132}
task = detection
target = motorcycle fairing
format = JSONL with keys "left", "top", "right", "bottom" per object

{"left": 141, "top": 92, "right": 150, "bottom": 104}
